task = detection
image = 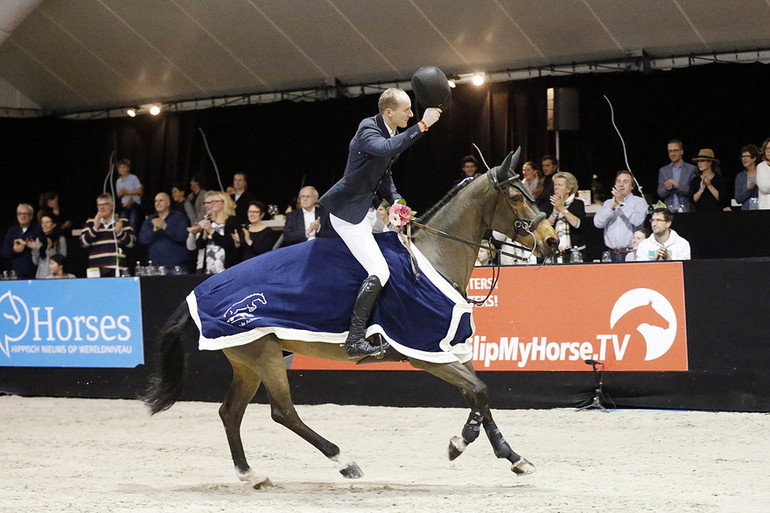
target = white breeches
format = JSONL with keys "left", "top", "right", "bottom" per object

{"left": 330, "top": 209, "right": 390, "bottom": 285}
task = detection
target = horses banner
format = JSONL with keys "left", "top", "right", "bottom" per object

{"left": 289, "top": 262, "right": 688, "bottom": 372}
{"left": 0, "top": 278, "right": 144, "bottom": 368}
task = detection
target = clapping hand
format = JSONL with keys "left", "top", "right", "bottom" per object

{"left": 550, "top": 194, "right": 565, "bottom": 213}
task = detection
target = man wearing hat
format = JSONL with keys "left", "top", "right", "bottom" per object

{"left": 318, "top": 88, "right": 442, "bottom": 358}
{"left": 690, "top": 148, "right": 727, "bottom": 211}
{"left": 657, "top": 139, "right": 697, "bottom": 212}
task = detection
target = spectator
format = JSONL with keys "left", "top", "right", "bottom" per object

{"left": 1, "top": 203, "right": 42, "bottom": 279}
{"left": 635, "top": 208, "right": 691, "bottom": 261}
{"left": 475, "top": 240, "right": 494, "bottom": 266}
{"left": 548, "top": 171, "right": 585, "bottom": 254}
{"left": 48, "top": 253, "right": 75, "bottom": 279}
{"left": 188, "top": 174, "right": 208, "bottom": 222}
{"left": 31, "top": 213, "right": 67, "bottom": 279}
{"left": 139, "top": 192, "right": 191, "bottom": 269}
{"left": 79, "top": 193, "right": 135, "bottom": 277}
{"left": 657, "top": 139, "right": 697, "bottom": 212}
{"left": 375, "top": 200, "right": 391, "bottom": 233}
{"left": 593, "top": 170, "right": 647, "bottom": 262}
{"left": 756, "top": 137, "right": 770, "bottom": 209}
{"left": 734, "top": 145, "right": 761, "bottom": 210}
{"left": 190, "top": 191, "right": 240, "bottom": 273}
{"left": 535, "top": 155, "right": 558, "bottom": 215}
{"left": 38, "top": 191, "right": 73, "bottom": 234}
{"left": 282, "top": 186, "right": 321, "bottom": 246}
{"left": 235, "top": 201, "right": 280, "bottom": 261}
{"left": 171, "top": 183, "right": 196, "bottom": 224}
{"left": 521, "top": 161, "right": 543, "bottom": 198}
{"left": 454, "top": 155, "right": 481, "bottom": 186}
{"left": 115, "top": 159, "right": 144, "bottom": 232}
{"left": 625, "top": 228, "right": 650, "bottom": 262}
{"left": 690, "top": 149, "right": 728, "bottom": 211}
{"left": 230, "top": 172, "right": 257, "bottom": 224}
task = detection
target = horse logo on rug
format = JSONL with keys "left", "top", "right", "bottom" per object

{"left": 0, "top": 290, "right": 30, "bottom": 358}
{"left": 224, "top": 293, "right": 267, "bottom": 327}
{"left": 610, "top": 288, "right": 677, "bottom": 361}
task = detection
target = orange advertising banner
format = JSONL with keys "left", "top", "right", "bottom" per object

{"left": 289, "top": 263, "right": 688, "bottom": 372}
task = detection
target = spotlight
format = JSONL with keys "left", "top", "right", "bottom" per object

{"left": 472, "top": 73, "right": 485, "bottom": 86}
{"left": 126, "top": 108, "right": 137, "bottom": 117}
{"left": 149, "top": 105, "right": 161, "bottom": 116}
{"left": 447, "top": 78, "right": 456, "bottom": 88}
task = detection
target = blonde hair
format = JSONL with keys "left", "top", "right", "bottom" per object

{"left": 553, "top": 171, "right": 579, "bottom": 195}
{"left": 378, "top": 88, "right": 408, "bottom": 114}
{"left": 207, "top": 190, "right": 236, "bottom": 222}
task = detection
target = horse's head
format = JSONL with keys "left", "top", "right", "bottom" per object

{"left": 487, "top": 148, "right": 558, "bottom": 258}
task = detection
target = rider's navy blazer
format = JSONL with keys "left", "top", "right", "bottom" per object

{"left": 319, "top": 113, "right": 424, "bottom": 224}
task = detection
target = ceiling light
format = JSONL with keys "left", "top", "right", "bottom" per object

{"left": 126, "top": 108, "right": 136, "bottom": 117}
{"left": 149, "top": 105, "right": 161, "bottom": 116}
{"left": 472, "top": 73, "right": 485, "bottom": 86}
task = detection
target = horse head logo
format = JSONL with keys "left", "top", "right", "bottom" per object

{"left": 609, "top": 288, "right": 677, "bottom": 361}
{"left": 224, "top": 293, "right": 267, "bottom": 326}
{"left": 0, "top": 290, "right": 30, "bottom": 358}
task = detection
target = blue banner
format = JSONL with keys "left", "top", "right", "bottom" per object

{"left": 0, "top": 278, "right": 144, "bottom": 368}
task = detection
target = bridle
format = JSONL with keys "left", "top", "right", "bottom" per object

{"left": 408, "top": 166, "right": 547, "bottom": 305}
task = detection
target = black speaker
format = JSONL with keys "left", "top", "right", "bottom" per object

{"left": 552, "top": 88, "right": 579, "bottom": 131}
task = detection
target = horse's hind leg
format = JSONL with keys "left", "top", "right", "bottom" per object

{"left": 235, "top": 337, "right": 363, "bottom": 479}
{"left": 219, "top": 357, "right": 271, "bottom": 488}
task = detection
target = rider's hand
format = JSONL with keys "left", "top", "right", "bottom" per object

{"left": 421, "top": 108, "right": 442, "bottom": 128}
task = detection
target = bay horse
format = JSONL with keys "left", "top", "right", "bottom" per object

{"left": 144, "top": 148, "right": 558, "bottom": 487}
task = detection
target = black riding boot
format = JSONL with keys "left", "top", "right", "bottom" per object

{"left": 343, "top": 275, "right": 388, "bottom": 358}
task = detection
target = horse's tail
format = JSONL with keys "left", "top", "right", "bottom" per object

{"left": 142, "top": 300, "right": 198, "bottom": 415}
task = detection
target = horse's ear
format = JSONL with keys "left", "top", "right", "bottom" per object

{"left": 496, "top": 147, "right": 522, "bottom": 182}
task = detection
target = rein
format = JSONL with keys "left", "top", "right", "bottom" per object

{"left": 408, "top": 220, "right": 537, "bottom": 306}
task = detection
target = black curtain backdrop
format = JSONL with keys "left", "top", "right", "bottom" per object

{"left": 1, "top": 63, "right": 768, "bottom": 249}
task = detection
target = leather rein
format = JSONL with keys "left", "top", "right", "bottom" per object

{"left": 406, "top": 171, "right": 545, "bottom": 306}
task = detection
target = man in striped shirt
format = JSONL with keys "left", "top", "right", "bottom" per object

{"left": 79, "top": 193, "right": 135, "bottom": 277}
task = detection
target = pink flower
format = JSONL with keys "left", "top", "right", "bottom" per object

{"left": 388, "top": 203, "right": 413, "bottom": 227}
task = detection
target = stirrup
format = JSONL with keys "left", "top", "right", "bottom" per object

{"left": 343, "top": 336, "right": 388, "bottom": 359}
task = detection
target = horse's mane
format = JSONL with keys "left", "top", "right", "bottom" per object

{"left": 412, "top": 175, "right": 480, "bottom": 232}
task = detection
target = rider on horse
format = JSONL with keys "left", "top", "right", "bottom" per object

{"left": 318, "top": 88, "right": 442, "bottom": 358}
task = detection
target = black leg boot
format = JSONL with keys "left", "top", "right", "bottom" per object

{"left": 343, "top": 275, "right": 388, "bottom": 358}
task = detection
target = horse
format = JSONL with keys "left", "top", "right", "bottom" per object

{"left": 144, "top": 148, "right": 559, "bottom": 488}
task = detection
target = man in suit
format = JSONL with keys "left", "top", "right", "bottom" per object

{"left": 230, "top": 172, "right": 257, "bottom": 224}
{"left": 657, "top": 139, "right": 697, "bottom": 212}
{"left": 318, "top": 88, "right": 441, "bottom": 358}
{"left": 283, "top": 186, "right": 321, "bottom": 246}
{"left": 1, "top": 203, "right": 42, "bottom": 279}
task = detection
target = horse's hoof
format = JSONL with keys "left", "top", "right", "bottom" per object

{"left": 511, "top": 456, "right": 536, "bottom": 476}
{"left": 339, "top": 462, "right": 363, "bottom": 479}
{"left": 448, "top": 436, "right": 467, "bottom": 461}
{"left": 237, "top": 468, "right": 272, "bottom": 488}
{"left": 252, "top": 477, "right": 273, "bottom": 489}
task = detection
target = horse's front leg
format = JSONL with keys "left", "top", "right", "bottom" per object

{"left": 410, "top": 358, "right": 535, "bottom": 475}
{"left": 480, "top": 408, "right": 535, "bottom": 475}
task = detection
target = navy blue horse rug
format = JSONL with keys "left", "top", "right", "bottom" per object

{"left": 187, "top": 231, "right": 474, "bottom": 364}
